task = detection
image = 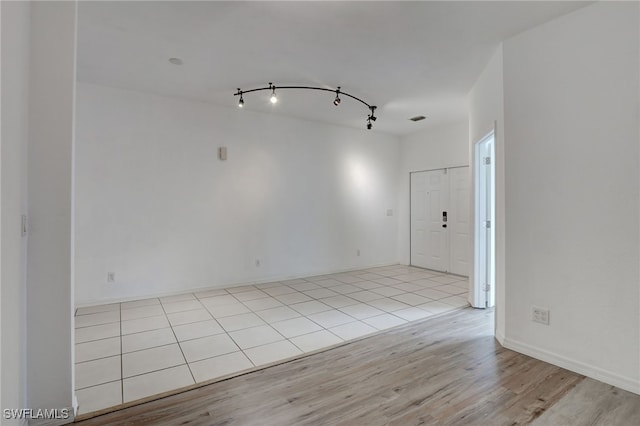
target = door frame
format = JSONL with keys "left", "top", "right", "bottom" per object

{"left": 473, "top": 130, "right": 496, "bottom": 308}
{"left": 409, "top": 165, "right": 469, "bottom": 273}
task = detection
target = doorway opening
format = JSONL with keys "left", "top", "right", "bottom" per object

{"left": 473, "top": 131, "right": 495, "bottom": 308}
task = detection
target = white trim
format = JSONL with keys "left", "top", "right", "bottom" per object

{"left": 495, "top": 329, "right": 505, "bottom": 346}
{"left": 72, "top": 395, "right": 78, "bottom": 418}
{"left": 472, "top": 130, "right": 495, "bottom": 309}
{"left": 503, "top": 337, "right": 640, "bottom": 395}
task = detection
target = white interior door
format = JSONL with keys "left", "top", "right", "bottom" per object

{"left": 449, "top": 167, "right": 471, "bottom": 276}
{"left": 473, "top": 132, "right": 495, "bottom": 308}
{"left": 411, "top": 169, "right": 449, "bottom": 271}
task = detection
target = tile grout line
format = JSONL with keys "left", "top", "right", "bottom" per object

{"left": 75, "top": 378, "right": 122, "bottom": 393}
{"left": 119, "top": 302, "right": 124, "bottom": 407}
{"left": 161, "top": 294, "right": 198, "bottom": 385}
{"left": 75, "top": 350, "right": 122, "bottom": 365}
{"left": 210, "top": 297, "right": 344, "bottom": 361}
{"left": 75, "top": 318, "right": 121, "bottom": 329}
{"left": 114, "top": 362, "right": 200, "bottom": 382}
{"left": 201, "top": 299, "right": 262, "bottom": 355}
{"left": 76, "top": 332, "right": 121, "bottom": 345}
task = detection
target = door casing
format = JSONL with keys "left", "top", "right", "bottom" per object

{"left": 473, "top": 131, "right": 496, "bottom": 308}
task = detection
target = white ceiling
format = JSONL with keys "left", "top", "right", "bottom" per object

{"left": 77, "top": 1, "right": 589, "bottom": 135}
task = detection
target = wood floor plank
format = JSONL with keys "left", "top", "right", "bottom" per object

{"left": 533, "top": 378, "right": 640, "bottom": 426}
{"left": 73, "top": 308, "right": 636, "bottom": 426}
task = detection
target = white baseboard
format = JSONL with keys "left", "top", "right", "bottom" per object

{"left": 495, "top": 330, "right": 505, "bottom": 345}
{"left": 72, "top": 395, "right": 78, "bottom": 418}
{"left": 75, "top": 261, "right": 400, "bottom": 307}
{"left": 502, "top": 336, "right": 640, "bottom": 395}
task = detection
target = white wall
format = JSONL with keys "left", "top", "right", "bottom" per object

{"left": 27, "top": 1, "right": 77, "bottom": 423}
{"left": 1, "top": 1, "right": 30, "bottom": 423}
{"left": 75, "top": 83, "right": 400, "bottom": 305}
{"left": 468, "top": 47, "right": 505, "bottom": 332}
{"left": 502, "top": 2, "right": 639, "bottom": 393}
{"left": 396, "top": 120, "right": 469, "bottom": 265}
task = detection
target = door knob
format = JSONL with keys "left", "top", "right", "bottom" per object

{"left": 442, "top": 224, "right": 447, "bottom": 228}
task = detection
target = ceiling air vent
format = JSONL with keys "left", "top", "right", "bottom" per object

{"left": 409, "top": 115, "right": 427, "bottom": 122}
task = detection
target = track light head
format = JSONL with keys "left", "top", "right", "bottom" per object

{"left": 269, "top": 83, "right": 278, "bottom": 104}
{"left": 333, "top": 87, "right": 341, "bottom": 106}
{"left": 238, "top": 91, "right": 244, "bottom": 108}
{"left": 367, "top": 106, "right": 377, "bottom": 128}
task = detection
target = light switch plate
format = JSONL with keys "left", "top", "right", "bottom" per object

{"left": 219, "top": 147, "right": 227, "bottom": 161}
{"left": 532, "top": 306, "right": 550, "bottom": 325}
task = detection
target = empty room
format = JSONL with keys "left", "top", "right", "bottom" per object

{"left": 1, "top": 1, "right": 639, "bottom": 425}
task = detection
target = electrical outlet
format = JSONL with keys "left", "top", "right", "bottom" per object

{"left": 255, "top": 259, "right": 261, "bottom": 267}
{"left": 356, "top": 249, "right": 361, "bottom": 257}
{"left": 532, "top": 306, "right": 550, "bottom": 325}
{"left": 386, "top": 209, "right": 393, "bottom": 217}
{"left": 107, "top": 272, "right": 115, "bottom": 283}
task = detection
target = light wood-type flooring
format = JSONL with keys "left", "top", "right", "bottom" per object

{"left": 75, "top": 308, "right": 640, "bottom": 425}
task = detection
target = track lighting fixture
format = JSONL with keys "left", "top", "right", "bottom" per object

{"left": 234, "top": 83, "right": 377, "bottom": 130}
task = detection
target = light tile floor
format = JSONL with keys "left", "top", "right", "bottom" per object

{"left": 74, "top": 265, "right": 469, "bottom": 416}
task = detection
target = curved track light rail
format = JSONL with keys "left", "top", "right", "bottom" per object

{"left": 234, "top": 83, "right": 377, "bottom": 130}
